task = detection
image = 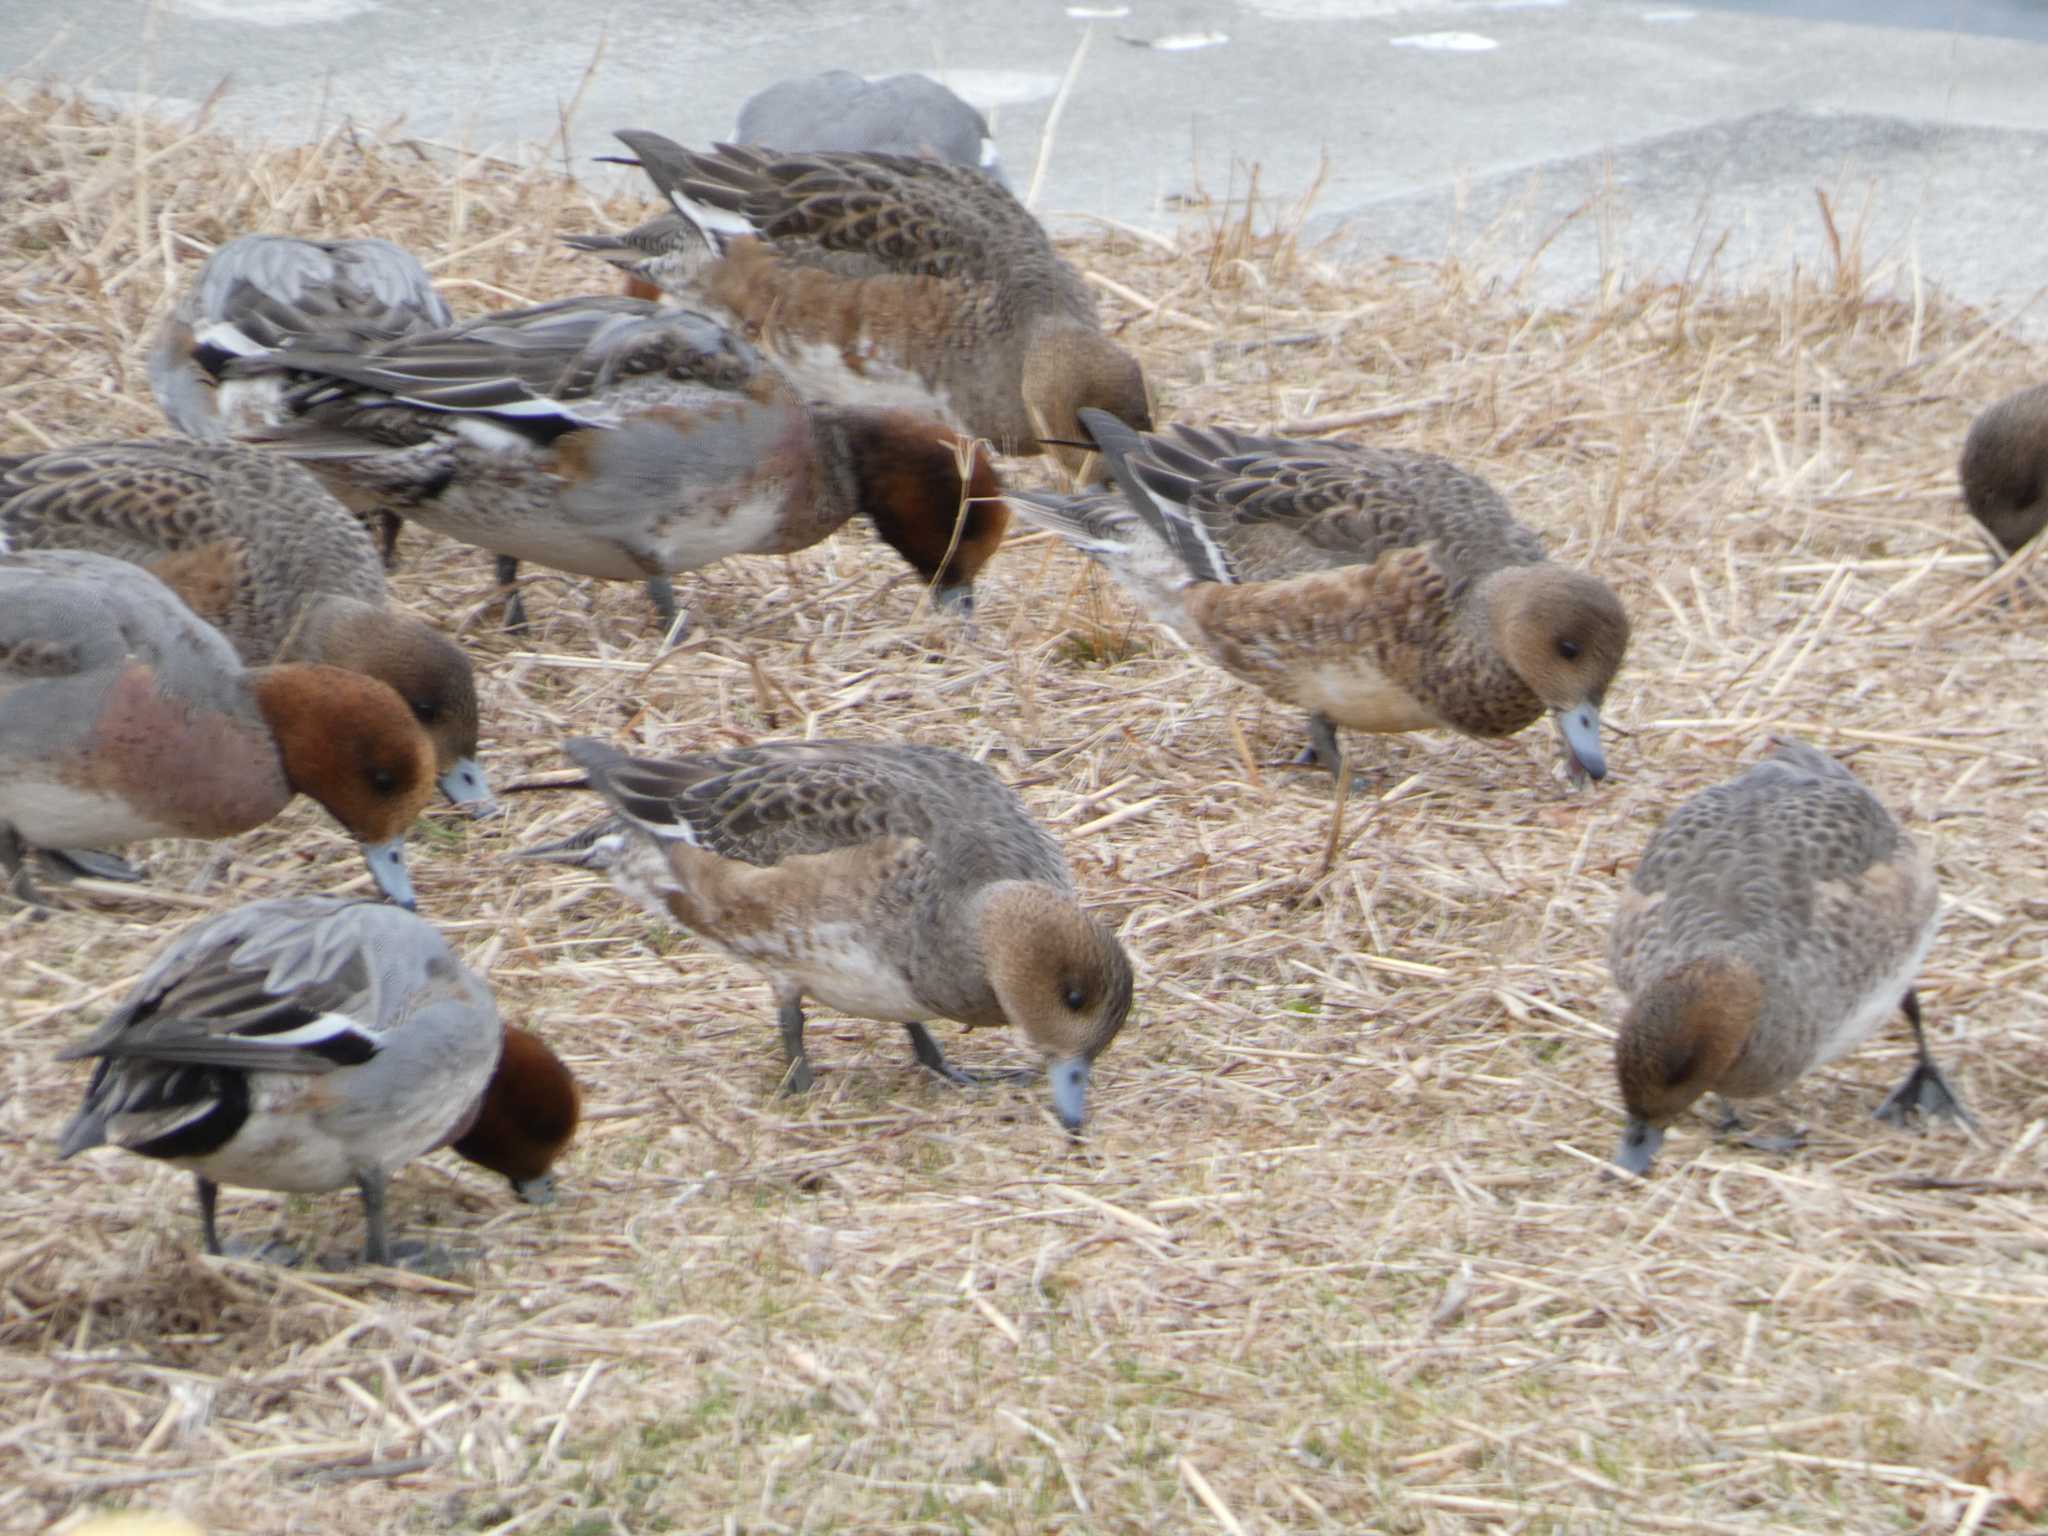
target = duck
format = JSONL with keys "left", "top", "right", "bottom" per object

{"left": 1959, "top": 380, "right": 2047, "bottom": 560}
{"left": 571, "top": 73, "right": 1008, "bottom": 305}
{"left": 577, "top": 133, "right": 1152, "bottom": 480}
{"left": 0, "top": 550, "right": 435, "bottom": 909}
{"left": 1608, "top": 737, "right": 1970, "bottom": 1175}
{"left": 0, "top": 439, "right": 494, "bottom": 816}
{"left": 55, "top": 896, "right": 579, "bottom": 1266}
{"left": 225, "top": 296, "right": 1009, "bottom": 632}
{"left": 734, "top": 70, "right": 1007, "bottom": 184}
{"left": 147, "top": 233, "right": 454, "bottom": 565}
{"left": 1012, "top": 410, "right": 1632, "bottom": 783}
{"left": 526, "top": 736, "right": 1133, "bottom": 1131}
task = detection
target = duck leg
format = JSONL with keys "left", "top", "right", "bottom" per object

{"left": 904, "top": 1023, "right": 1033, "bottom": 1087}
{"left": 495, "top": 554, "right": 529, "bottom": 633}
{"left": 905, "top": 1022, "right": 976, "bottom": 1086}
{"left": 1875, "top": 990, "right": 1976, "bottom": 1128}
{"left": 0, "top": 825, "right": 61, "bottom": 912}
{"left": 378, "top": 510, "right": 406, "bottom": 569}
{"left": 194, "top": 1174, "right": 302, "bottom": 1264}
{"left": 1292, "top": 712, "right": 1380, "bottom": 793}
{"left": 195, "top": 1175, "right": 224, "bottom": 1257}
{"left": 1707, "top": 1096, "right": 1805, "bottom": 1155}
{"left": 778, "top": 991, "right": 816, "bottom": 1094}
{"left": 1295, "top": 712, "right": 1344, "bottom": 776}
{"left": 645, "top": 575, "right": 679, "bottom": 626}
{"left": 38, "top": 847, "right": 145, "bottom": 884}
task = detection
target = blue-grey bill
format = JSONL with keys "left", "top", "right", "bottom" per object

{"left": 360, "top": 837, "right": 417, "bottom": 910}
{"left": 438, "top": 757, "right": 500, "bottom": 818}
{"left": 1614, "top": 1116, "right": 1662, "bottom": 1176}
{"left": 514, "top": 1172, "right": 558, "bottom": 1206}
{"left": 1049, "top": 1056, "right": 1090, "bottom": 1133}
{"left": 1555, "top": 703, "right": 1607, "bottom": 782}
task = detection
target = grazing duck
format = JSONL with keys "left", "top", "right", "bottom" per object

{"left": 1959, "top": 381, "right": 2047, "bottom": 560}
{"left": 527, "top": 737, "right": 1133, "bottom": 1130}
{"left": 1013, "top": 410, "right": 1631, "bottom": 782}
{"left": 0, "top": 439, "right": 493, "bottom": 815}
{"left": 147, "top": 234, "right": 454, "bottom": 563}
{"left": 736, "top": 70, "right": 1006, "bottom": 183}
{"left": 1609, "top": 738, "right": 1969, "bottom": 1175}
{"left": 56, "top": 897, "right": 579, "bottom": 1266}
{"left": 577, "top": 133, "right": 1151, "bottom": 479}
{"left": 0, "top": 550, "right": 434, "bottom": 908}
{"left": 227, "top": 296, "right": 1008, "bottom": 631}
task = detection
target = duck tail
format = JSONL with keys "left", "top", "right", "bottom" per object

{"left": 561, "top": 210, "right": 717, "bottom": 298}
{"left": 56, "top": 1101, "right": 109, "bottom": 1159}
{"left": 516, "top": 817, "right": 629, "bottom": 869}
{"left": 1008, "top": 489, "right": 1199, "bottom": 631}
{"left": 610, "top": 131, "right": 759, "bottom": 250}
{"left": 1078, "top": 408, "right": 1234, "bottom": 586}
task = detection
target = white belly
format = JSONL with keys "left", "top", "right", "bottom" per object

{"left": 765, "top": 923, "right": 928, "bottom": 1022}
{"left": 1810, "top": 920, "right": 1938, "bottom": 1068}
{"left": 0, "top": 779, "right": 170, "bottom": 846}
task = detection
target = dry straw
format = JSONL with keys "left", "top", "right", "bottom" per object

{"left": 2, "top": 85, "right": 2046, "bottom": 1536}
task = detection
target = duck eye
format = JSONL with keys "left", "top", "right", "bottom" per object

{"left": 1557, "top": 638, "right": 1582, "bottom": 661}
{"left": 370, "top": 768, "right": 398, "bottom": 794}
{"left": 413, "top": 699, "right": 439, "bottom": 724}
{"left": 1063, "top": 984, "right": 1086, "bottom": 1011}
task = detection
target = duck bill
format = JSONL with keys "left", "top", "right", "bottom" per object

{"left": 1613, "top": 1116, "right": 1663, "bottom": 1176}
{"left": 931, "top": 581, "right": 976, "bottom": 620}
{"left": 359, "top": 837, "right": 417, "bottom": 910}
{"left": 1048, "top": 1056, "right": 1090, "bottom": 1134}
{"left": 438, "top": 756, "right": 500, "bottom": 819}
{"left": 1554, "top": 703, "right": 1608, "bottom": 782}
{"left": 512, "top": 1171, "right": 558, "bottom": 1206}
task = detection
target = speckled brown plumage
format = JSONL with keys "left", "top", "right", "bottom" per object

{"left": 530, "top": 738, "right": 1133, "bottom": 1130}
{"left": 1012, "top": 413, "right": 1630, "bottom": 781}
{"left": 0, "top": 439, "right": 490, "bottom": 812}
{"left": 587, "top": 135, "right": 1152, "bottom": 476}
{"left": 1607, "top": 738, "right": 1966, "bottom": 1173}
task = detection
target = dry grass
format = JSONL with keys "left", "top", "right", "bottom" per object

{"left": 3, "top": 87, "right": 2047, "bottom": 1536}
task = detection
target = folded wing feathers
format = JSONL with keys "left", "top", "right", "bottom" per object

{"left": 562, "top": 737, "right": 705, "bottom": 846}
{"left": 1080, "top": 409, "right": 1236, "bottom": 586}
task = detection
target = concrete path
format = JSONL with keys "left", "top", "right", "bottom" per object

{"left": 8, "top": 0, "right": 2047, "bottom": 334}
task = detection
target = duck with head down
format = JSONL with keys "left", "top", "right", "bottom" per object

{"left": 0, "top": 438, "right": 494, "bottom": 815}
{"left": 1608, "top": 737, "right": 1971, "bottom": 1175}
{"left": 573, "top": 134, "right": 1152, "bottom": 484}
{"left": 56, "top": 897, "right": 578, "bottom": 1268}
{"left": 1012, "top": 411, "right": 1631, "bottom": 786}
{"left": 0, "top": 551, "right": 435, "bottom": 909}
{"left": 226, "top": 297, "right": 1009, "bottom": 632}
{"left": 525, "top": 736, "right": 1133, "bottom": 1132}
{"left": 1958, "top": 380, "right": 2048, "bottom": 562}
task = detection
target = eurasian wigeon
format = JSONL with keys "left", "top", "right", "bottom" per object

{"left": 580, "top": 133, "right": 1152, "bottom": 479}
{"left": 527, "top": 737, "right": 1133, "bottom": 1131}
{"left": 1013, "top": 410, "right": 1632, "bottom": 784}
{"left": 56, "top": 897, "right": 578, "bottom": 1266}
{"left": 1609, "top": 738, "right": 1970, "bottom": 1175}
{"left": 735, "top": 70, "right": 1007, "bottom": 184}
{"left": 0, "top": 439, "right": 493, "bottom": 815}
{"left": 1959, "top": 380, "right": 2047, "bottom": 560}
{"left": 148, "top": 234, "right": 454, "bottom": 564}
{"left": 0, "top": 550, "right": 435, "bottom": 908}
{"left": 227, "top": 296, "right": 1009, "bottom": 631}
